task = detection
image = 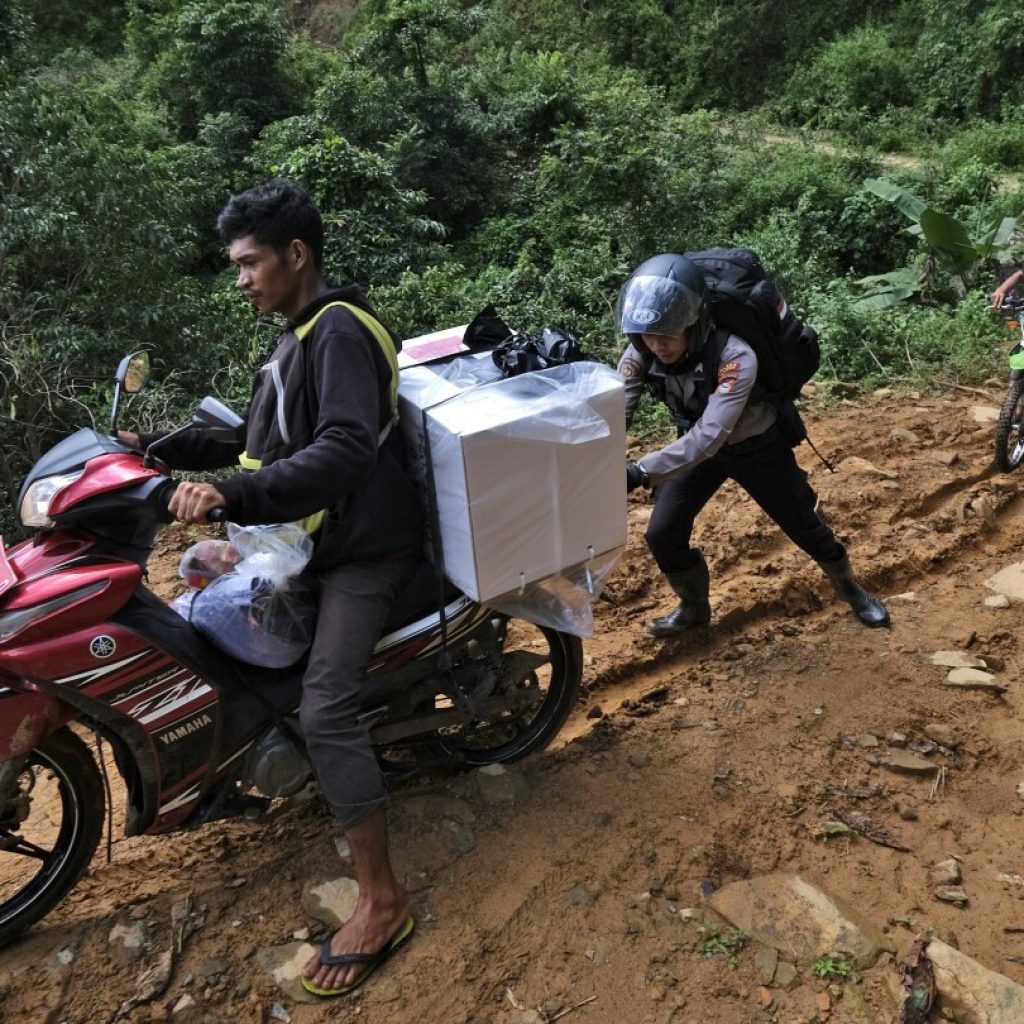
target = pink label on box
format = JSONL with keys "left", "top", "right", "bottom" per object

{"left": 399, "top": 326, "right": 469, "bottom": 367}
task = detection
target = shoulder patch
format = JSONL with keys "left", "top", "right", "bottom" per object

{"left": 717, "top": 360, "right": 741, "bottom": 394}
{"left": 620, "top": 360, "right": 641, "bottom": 379}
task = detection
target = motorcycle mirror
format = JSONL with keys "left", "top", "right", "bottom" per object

{"left": 191, "top": 396, "right": 245, "bottom": 443}
{"left": 110, "top": 350, "right": 151, "bottom": 435}
{"left": 117, "top": 351, "right": 151, "bottom": 395}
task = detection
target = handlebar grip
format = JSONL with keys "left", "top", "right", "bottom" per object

{"left": 208, "top": 507, "right": 230, "bottom": 523}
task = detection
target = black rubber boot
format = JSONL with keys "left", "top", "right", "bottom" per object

{"left": 817, "top": 546, "right": 890, "bottom": 628}
{"left": 647, "top": 554, "right": 712, "bottom": 637}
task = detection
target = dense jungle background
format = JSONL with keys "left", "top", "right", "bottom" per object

{"left": 2, "top": 0, "right": 1024, "bottom": 533}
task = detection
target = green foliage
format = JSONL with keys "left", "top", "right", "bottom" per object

{"left": 698, "top": 142, "right": 900, "bottom": 294}
{"left": 904, "top": 0, "right": 1024, "bottom": 122}
{"left": 855, "top": 177, "right": 1017, "bottom": 305}
{"left": 811, "top": 956, "right": 850, "bottom": 979}
{"left": 249, "top": 119, "right": 447, "bottom": 283}
{"left": 127, "top": 0, "right": 307, "bottom": 138}
{"left": 699, "top": 922, "right": 747, "bottom": 970}
{"left": 0, "top": 0, "right": 33, "bottom": 64}
{"left": 0, "top": 50, "right": 254, "bottom": 535}
{"left": 808, "top": 282, "right": 1005, "bottom": 382}
{"left": 355, "top": 0, "right": 487, "bottom": 89}
{"left": 945, "top": 121, "right": 1024, "bottom": 171}
{"left": 374, "top": 262, "right": 493, "bottom": 339}
{"left": 777, "top": 27, "right": 912, "bottom": 133}
{"left": 18, "top": 0, "right": 128, "bottom": 59}
{"left": 459, "top": 66, "right": 724, "bottom": 312}
{"left": 4, "top": 0, "right": 1024, "bottom": 535}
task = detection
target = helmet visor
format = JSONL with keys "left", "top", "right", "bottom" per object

{"left": 616, "top": 274, "right": 703, "bottom": 336}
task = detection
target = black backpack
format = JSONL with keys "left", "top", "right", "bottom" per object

{"left": 686, "top": 247, "right": 821, "bottom": 401}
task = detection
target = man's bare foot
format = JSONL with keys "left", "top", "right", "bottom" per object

{"left": 302, "top": 809, "right": 409, "bottom": 993}
{"left": 302, "top": 897, "right": 411, "bottom": 992}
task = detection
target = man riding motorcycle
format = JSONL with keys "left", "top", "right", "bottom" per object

{"left": 120, "top": 180, "right": 422, "bottom": 998}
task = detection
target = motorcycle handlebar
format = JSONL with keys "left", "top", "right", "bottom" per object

{"left": 208, "top": 507, "right": 229, "bottom": 523}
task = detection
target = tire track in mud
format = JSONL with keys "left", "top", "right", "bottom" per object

{"left": 884, "top": 464, "right": 999, "bottom": 523}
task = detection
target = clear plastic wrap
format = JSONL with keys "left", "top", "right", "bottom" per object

{"left": 178, "top": 539, "right": 237, "bottom": 590}
{"left": 190, "top": 574, "right": 316, "bottom": 668}
{"left": 486, "top": 547, "right": 623, "bottom": 637}
{"left": 226, "top": 522, "right": 313, "bottom": 583}
{"left": 189, "top": 523, "right": 317, "bottom": 668}
{"left": 397, "top": 350, "right": 502, "bottom": 408}
{"left": 170, "top": 589, "right": 199, "bottom": 620}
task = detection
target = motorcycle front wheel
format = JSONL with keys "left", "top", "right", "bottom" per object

{"left": 0, "top": 729, "right": 104, "bottom": 948}
{"left": 434, "top": 619, "right": 583, "bottom": 766}
{"left": 995, "top": 379, "right": 1024, "bottom": 472}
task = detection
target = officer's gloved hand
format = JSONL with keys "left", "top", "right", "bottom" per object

{"left": 626, "top": 462, "right": 648, "bottom": 493}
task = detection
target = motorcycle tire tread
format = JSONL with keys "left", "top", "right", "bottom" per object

{"left": 0, "top": 728, "right": 104, "bottom": 949}
{"left": 995, "top": 378, "right": 1024, "bottom": 473}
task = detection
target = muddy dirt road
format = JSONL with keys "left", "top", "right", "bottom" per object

{"left": 2, "top": 387, "right": 1024, "bottom": 1024}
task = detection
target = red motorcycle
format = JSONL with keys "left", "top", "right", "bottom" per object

{"left": 0, "top": 353, "right": 582, "bottom": 946}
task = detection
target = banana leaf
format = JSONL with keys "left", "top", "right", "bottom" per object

{"left": 975, "top": 216, "right": 1018, "bottom": 255}
{"left": 852, "top": 267, "right": 920, "bottom": 310}
{"left": 919, "top": 209, "right": 978, "bottom": 275}
{"left": 864, "top": 178, "right": 926, "bottom": 223}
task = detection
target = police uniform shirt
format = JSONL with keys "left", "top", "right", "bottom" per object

{"left": 617, "top": 334, "right": 776, "bottom": 485}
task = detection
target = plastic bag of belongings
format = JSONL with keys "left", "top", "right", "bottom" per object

{"left": 177, "top": 523, "right": 317, "bottom": 668}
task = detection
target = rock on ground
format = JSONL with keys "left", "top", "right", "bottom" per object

{"left": 928, "top": 939, "right": 1024, "bottom": 1023}
{"left": 707, "top": 873, "right": 893, "bottom": 970}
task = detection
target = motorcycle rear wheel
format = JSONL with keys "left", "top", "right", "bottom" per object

{"left": 434, "top": 619, "right": 583, "bottom": 766}
{"left": 995, "top": 379, "right": 1024, "bottom": 472}
{"left": 0, "top": 729, "right": 104, "bottom": 948}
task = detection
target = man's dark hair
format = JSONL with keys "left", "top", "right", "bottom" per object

{"left": 217, "top": 180, "right": 325, "bottom": 270}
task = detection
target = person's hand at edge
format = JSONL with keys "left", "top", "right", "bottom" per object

{"left": 991, "top": 270, "right": 1024, "bottom": 307}
{"left": 626, "top": 462, "right": 649, "bottom": 493}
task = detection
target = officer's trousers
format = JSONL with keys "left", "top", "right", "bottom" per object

{"left": 645, "top": 425, "right": 842, "bottom": 574}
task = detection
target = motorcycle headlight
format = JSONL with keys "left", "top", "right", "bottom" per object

{"left": 19, "top": 471, "right": 84, "bottom": 529}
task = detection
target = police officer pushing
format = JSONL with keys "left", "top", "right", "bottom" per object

{"left": 616, "top": 253, "right": 889, "bottom": 635}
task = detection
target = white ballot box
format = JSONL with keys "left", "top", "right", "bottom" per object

{"left": 398, "top": 354, "right": 626, "bottom": 611}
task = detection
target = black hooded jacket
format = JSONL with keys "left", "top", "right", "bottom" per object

{"left": 141, "top": 285, "right": 423, "bottom": 568}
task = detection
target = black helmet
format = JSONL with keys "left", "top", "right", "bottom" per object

{"left": 616, "top": 253, "right": 711, "bottom": 356}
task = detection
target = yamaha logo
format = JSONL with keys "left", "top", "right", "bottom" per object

{"left": 90, "top": 635, "right": 117, "bottom": 659}
{"left": 632, "top": 308, "right": 661, "bottom": 325}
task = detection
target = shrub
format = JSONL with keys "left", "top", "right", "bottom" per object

{"left": 128, "top": 0, "right": 304, "bottom": 138}
{"left": 944, "top": 121, "right": 1024, "bottom": 171}
{"left": 807, "top": 280, "right": 1005, "bottom": 383}
{"left": 777, "top": 27, "right": 912, "bottom": 133}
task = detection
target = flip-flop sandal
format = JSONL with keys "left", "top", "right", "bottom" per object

{"left": 301, "top": 915, "right": 415, "bottom": 998}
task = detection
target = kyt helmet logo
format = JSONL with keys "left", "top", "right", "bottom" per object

{"left": 632, "top": 309, "right": 661, "bottom": 325}
{"left": 90, "top": 635, "right": 117, "bottom": 659}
